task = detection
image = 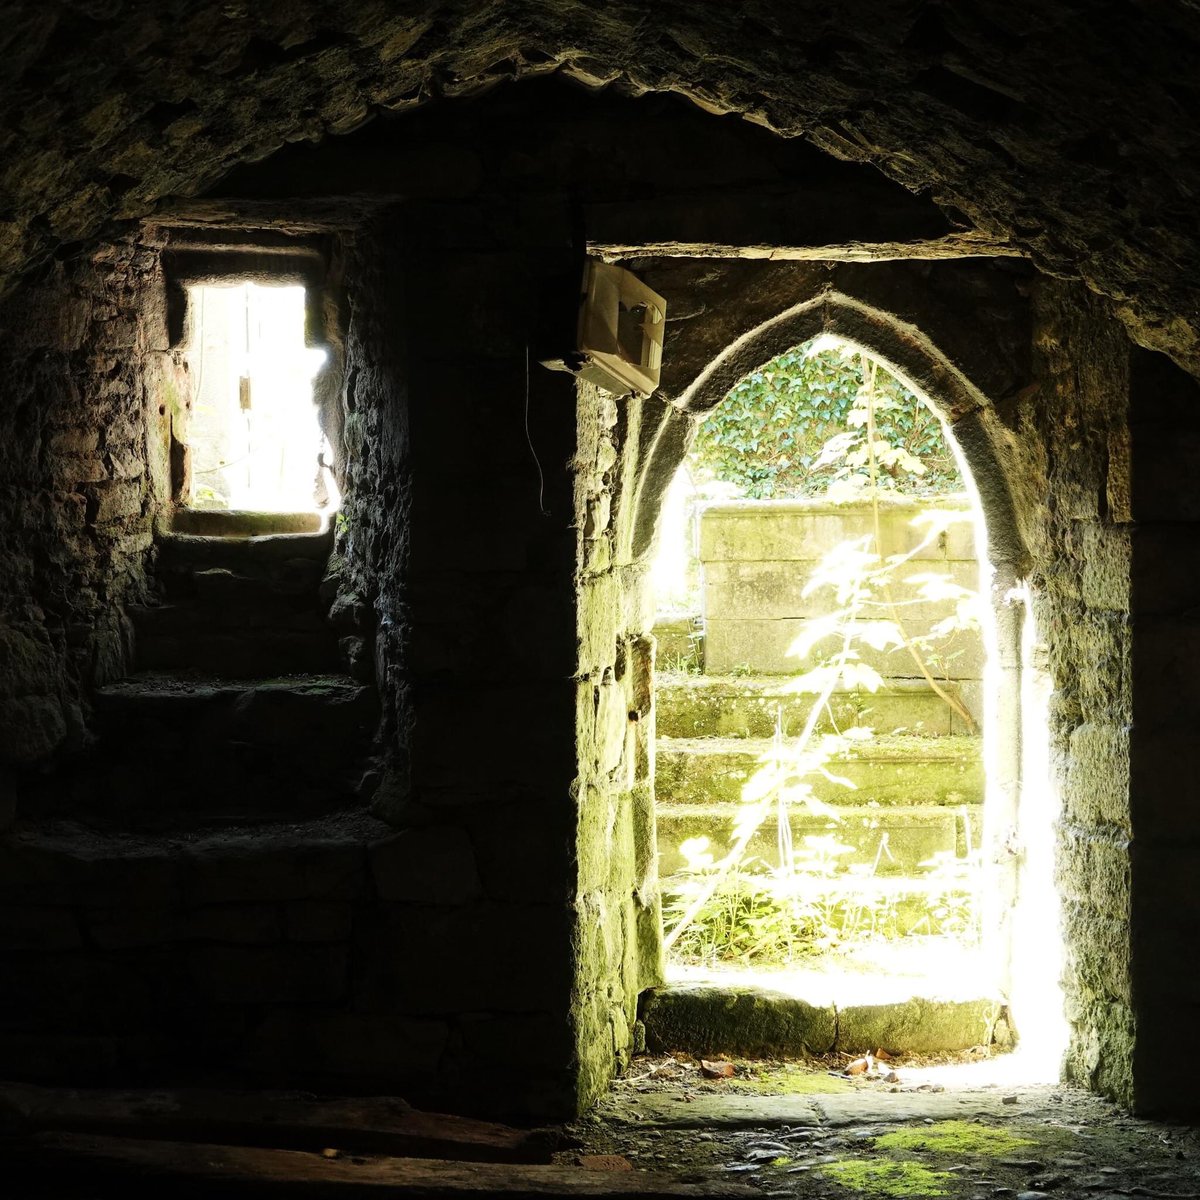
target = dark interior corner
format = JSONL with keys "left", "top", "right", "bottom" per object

{"left": 3, "top": 3, "right": 1200, "bottom": 1190}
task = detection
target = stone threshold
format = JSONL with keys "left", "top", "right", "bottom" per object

{"left": 641, "top": 983, "right": 1003, "bottom": 1060}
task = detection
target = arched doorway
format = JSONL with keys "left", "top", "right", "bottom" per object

{"left": 627, "top": 281, "right": 1067, "bottom": 1073}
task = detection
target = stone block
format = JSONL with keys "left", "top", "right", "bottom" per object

{"left": 656, "top": 674, "right": 959, "bottom": 740}
{"left": 86, "top": 907, "right": 181, "bottom": 949}
{"left": 702, "top": 558, "right": 978, "bottom": 624}
{"left": 837, "top": 998, "right": 999, "bottom": 1054}
{"left": 1132, "top": 525, "right": 1200, "bottom": 616}
{"left": 655, "top": 734, "right": 983, "bottom": 810}
{"left": 699, "top": 500, "right": 977, "bottom": 564}
{"left": 1132, "top": 424, "right": 1200, "bottom": 522}
{"left": 641, "top": 984, "right": 837, "bottom": 1057}
{"left": 466, "top": 800, "right": 574, "bottom": 904}
{"left": 189, "top": 944, "right": 349, "bottom": 1005}
{"left": 185, "top": 838, "right": 369, "bottom": 905}
{"left": 1064, "top": 722, "right": 1130, "bottom": 830}
{"left": 249, "top": 1009, "right": 450, "bottom": 1081}
{"left": 0, "top": 1033, "right": 117, "bottom": 1079}
{"left": 458, "top": 1011, "right": 575, "bottom": 1073}
{"left": 704, "top": 616, "right": 984, "bottom": 678}
{"left": 70, "top": 846, "right": 184, "bottom": 908}
{"left": 84, "top": 476, "right": 144, "bottom": 525}
{"left": 0, "top": 694, "right": 67, "bottom": 763}
{"left": 354, "top": 903, "right": 572, "bottom": 1014}
{"left": 0, "top": 905, "right": 82, "bottom": 950}
{"left": 1060, "top": 902, "right": 1132, "bottom": 1005}
{"left": 285, "top": 900, "right": 354, "bottom": 942}
{"left": 186, "top": 904, "right": 283, "bottom": 944}
{"left": 410, "top": 682, "right": 576, "bottom": 791}
{"left": 370, "top": 826, "right": 484, "bottom": 905}
{"left": 1055, "top": 827, "right": 1131, "bottom": 919}
{"left": 1132, "top": 617, "right": 1200, "bottom": 726}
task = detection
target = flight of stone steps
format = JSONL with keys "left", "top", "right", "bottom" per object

{"left": 34, "top": 510, "right": 378, "bottom": 830}
{"left": 655, "top": 670, "right": 983, "bottom": 913}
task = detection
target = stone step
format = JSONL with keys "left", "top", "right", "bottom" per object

{"left": 655, "top": 734, "right": 983, "bottom": 808}
{"left": 164, "top": 509, "right": 326, "bottom": 538}
{"left": 133, "top": 625, "right": 342, "bottom": 678}
{"left": 161, "top": 564, "right": 324, "bottom": 603}
{"left": 157, "top": 528, "right": 333, "bottom": 576}
{"left": 656, "top": 800, "right": 978, "bottom": 875}
{"left": 656, "top": 672, "right": 972, "bottom": 738}
{"left": 23, "top": 675, "right": 378, "bottom": 828}
{"left": 129, "top": 596, "right": 332, "bottom": 637}
{"left": 640, "top": 985, "right": 1000, "bottom": 1058}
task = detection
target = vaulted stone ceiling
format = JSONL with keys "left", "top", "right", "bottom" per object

{"left": 2, "top": 2, "right": 1199, "bottom": 371}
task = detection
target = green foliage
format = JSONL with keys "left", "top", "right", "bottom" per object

{"left": 663, "top": 841, "right": 979, "bottom": 967}
{"left": 690, "top": 341, "right": 960, "bottom": 498}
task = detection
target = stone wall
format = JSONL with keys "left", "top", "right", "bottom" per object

{"left": 1128, "top": 349, "right": 1200, "bottom": 1115}
{"left": 1024, "top": 283, "right": 1134, "bottom": 1104}
{"left": 0, "top": 235, "right": 179, "bottom": 807}
{"left": 575, "top": 383, "right": 671, "bottom": 1103}
{"left": 0, "top": 74, "right": 1190, "bottom": 1120}
{"left": 698, "top": 497, "right": 983, "bottom": 704}
{"left": 628, "top": 261, "right": 1144, "bottom": 1107}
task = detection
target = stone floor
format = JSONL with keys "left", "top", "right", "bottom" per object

{"left": 562, "top": 1053, "right": 1200, "bottom": 1198}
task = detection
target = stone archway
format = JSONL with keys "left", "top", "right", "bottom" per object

{"left": 583, "top": 258, "right": 1133, "bottom": 1103}
{"left": 637, "top": 284, "right": 1056, "bottom": 1042}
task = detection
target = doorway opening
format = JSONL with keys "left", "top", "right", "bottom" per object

{"left": 185, "top": 282, "right": 331, "bottom": 513}
{"left": 649, "top": 334, "right": 1065, "bottom": 1072}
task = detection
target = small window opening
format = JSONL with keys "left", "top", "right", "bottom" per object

{"left": 186, "top": 282, "right": 331, "bottom": 512}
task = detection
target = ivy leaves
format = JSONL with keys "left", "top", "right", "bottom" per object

{"left": 691, "top": 343, "right": 960, "bottom": 497}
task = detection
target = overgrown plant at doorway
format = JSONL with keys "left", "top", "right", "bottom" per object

{"left": 664, "top": 353, "right": 982, "bottom": 966}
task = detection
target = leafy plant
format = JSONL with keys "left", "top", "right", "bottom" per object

{"left": 690, "top": 339, "right": 959, "bottom": 499}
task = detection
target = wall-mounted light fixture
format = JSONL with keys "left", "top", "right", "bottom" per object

{"left": 574, "top": 260, "right": 666, "bottom": 397}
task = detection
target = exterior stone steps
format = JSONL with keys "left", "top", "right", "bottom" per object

{"left": 655, "top": 734, "right": 983, "bottom": 809}
{"left": 656, "top": 671, "right": 972, "bottom": 739}
{"left": 23, "top": 674, "right": 378, "bottom": 828}
{"left": 656, "top": 800, "right": 975, "bottom": 875}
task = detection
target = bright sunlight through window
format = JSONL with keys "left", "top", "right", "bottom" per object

{"left": 186, "top": 283, "right": 330, "bottom": 513}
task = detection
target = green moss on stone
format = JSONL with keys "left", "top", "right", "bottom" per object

{"left": 821, "top": 1158, "right": 954, "bottom": 1197}
{"left": 641, "top": 984, "right": 836, "bottom": 1056}
{"left": 874, "top": 1119, "right": 1034, "bottom": 1157}
{"left": 738, "top": 1065, "right": 853, "bottom": 1094}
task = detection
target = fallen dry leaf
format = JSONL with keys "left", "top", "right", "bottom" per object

{"left": 700, "top": 1059, "right": 735, "bottom": 1079}
{"left": 874, "top": 1048, "right": 893, "bottom": 1061}
{"left": 579, "top": 1155, "right": 634, "bottom": 1172}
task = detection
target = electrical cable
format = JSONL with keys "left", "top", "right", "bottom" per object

{"left": 524, "top": 342, "right": 548, "bottom": 516}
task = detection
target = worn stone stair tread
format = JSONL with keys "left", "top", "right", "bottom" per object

{"left": 657, "top": 671, "right": 962, "bottom": 694}
{"left": 164, "top": 509, "right": 327, "bottom": 538}
{"left": 135, "top": 629, "right": 342, "bottom": 677}
{"left": 655, "top": 671, "right": 970, "bottom": 738}
{"left": 0, "top": 1081, "right": 549, "bottom": 1163}
{"left": 159, "top": 528, "right": 334, "bottom": 566}
{"left": 11, "top": 1131, "right": 755, "bottom": 1197}
{"left": 97, "top": 671, "right": 368, "bottom": 700}
{"left": 0, "top": 810, "right": 392, "bottom": 860}
{"left": 656, "top": 734, "right": 979, "bottom": 762}
{"left": 129, "top": 596, "right": 330, "bottom": 623}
